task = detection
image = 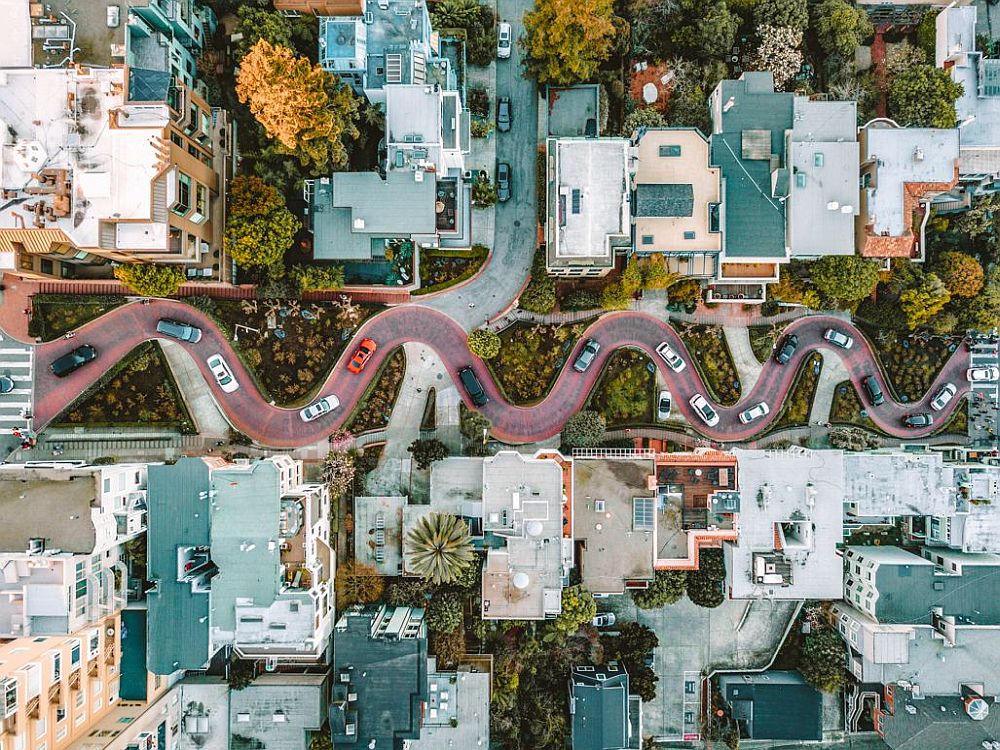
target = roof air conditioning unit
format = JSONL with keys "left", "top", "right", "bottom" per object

{"left": 594, "top": 500, "right": 605, "bottom": 512}
{"left": 27, "top": 538, "right": 45, "bottom": 555}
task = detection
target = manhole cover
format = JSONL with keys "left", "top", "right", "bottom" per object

{"left": 514, "top": 220, "right": 520, "bottom": 227}
{"left": 436, "top": 373, "right": 443, "bottom": 380}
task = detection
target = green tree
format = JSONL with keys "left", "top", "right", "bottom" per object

{"left": 460, "top": 410, "right": 492, "bottom": 455}
{"left": 292, "top": 264, "right": 345, "bottom": 293}
{"left": 308, "top": 732, "right": 333, "bottom": 750}
{"left": 686, "top": 548, "right": 726, "bottom": 608}
{"left": 321, "top": 450, "right": 356, "bottom": 498}
{"left": 472, "top": 176, "right": 498, "bottom": 207}
{"left": 467, "top": 328, "right": 501, "bottom": 359}
{"left": 812, "top": 0, "right": 874, "bottom": 59}
{"left": 426, "top": 591, "right": 465, "bottom": 634}
{"left": 561, "top": 410, "right": 606, "bottom": 449}
{"left": 900, "top": 273, "right": 951, "bottom": 329}
{"left": 523, "top": 0, "right": 619, "bottom": 84}
{"left": 404, "top": 513, "right": 475, "bottom": 585}
{"left": 385, "top": 578, "right": 435, "bottom": 608}
{"left": 916, "top": 8, "right": 939, "bottom": 58}
{"left": 233, "top": 7, "right": 312, "bottom": 58}
{"left": 225, "top": 175, "right": 299, "bottom": 268}
{"left": 669, "top": 0, "right": 739, "bottom": 60}
{"left": 621, "top": 256, "right": 644, "bottom": 295}
{"left": 934, "top": 251, "right": 984, "bottom": 297}
{"left": 668, "top": 81, "right": 710, "bottom": 132}
{"left": 432, "top": 0, "right": 481, "bottom": 28}
{"left": 959, "top": 268, "right": 1000, "bottom": 330}
{"left": 335, "top": 561, "right": 385, "bottom": 607}
{"left": 601, "top": 281, "right": 632, "bottom": 310}
{"left": 669, "top": 278, "right": 703, "bottom": 304}
{"left": 228, "top": 657, "right": 256, "bottom": 690}
{"left": 113, "top": 263, "right": 185, "bottom": 297}
{"left": 797, "top": 627, "right": 846, "bottom": 692}
{"left": 520, "top": 251, "right": 557, "bottom": 313}
{"left": 641, "top": 255, "right": 680, "bottom": 289}
{"left": 632, "top": 569, "right": 687, "bottom": 608}
{"left": 888, "top": 65, "right": 964, "bottom": 128}
{"left": 809, "top": 255, "right": 880, "bottom": 304}
{"left": 754, "top": 0, "right": 808, "bottom": 30}
{"left": 602, "top": 622, "right": 660, "bottom": 700}
{"left": 623, "top": 107, "right": 667, "bottom": 134}
{"left": 554, "top": 585, "right": 597, "bottom": 635}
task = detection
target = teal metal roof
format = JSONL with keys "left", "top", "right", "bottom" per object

{"left": 119, "top": 609, "right": 148, "bottom": 701}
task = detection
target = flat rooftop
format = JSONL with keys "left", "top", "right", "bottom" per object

{"left": 408, "top": 662, "right": 490, "bottom": 750}
{"left": 843, "top": 452, "right": 958, "bottom": 517}
{"left": 0, "top": 0, "right": 31, "bottom": 67}
{"left": 0, "top": 470, "right": 99, "bottom": 553}
{"left": 354, "top": 496, "right": 407, "bottom": 576}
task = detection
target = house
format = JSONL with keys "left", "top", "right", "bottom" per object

{"left": 544, "top": 138, "right": 631, "bottom": 277}
{"left": 718, "top": 671, "right": 823, "bottom": 742}
{"left": 146, "top": 456, "right": 333, "bottom": 674}
{"left": 875, "top": 686, "right": 1000, "bottom": 750}
{"left": 856, "top": 122, "right": 959, "bottom": 260}
{"left": 0, "top": 65, "right": 231, "bottom": 279}
{"left": 629, "top": 128, "right": 722, "bottom": 279}
{"left": 405, "top": 657, "right": 491, "bottom": 750}
{"left": 936, "top": 3, "right": 1000, "bottom": 202}
{"left": 353, "top": 495, "right": 408, "bottom": 575}
{"left": 0, "top": 461, "right": 149, "bottom": 638}
{"left": 228, "top": 674, "right": 329, "bottom": 750}
{"left": 569, "top": 662, "right": 641, "bottom": 750}
{"left": 127, "top": 0, "right": 218, "bottom": 93}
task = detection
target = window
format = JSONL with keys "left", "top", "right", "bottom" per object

{"left": 56, "top": 709, "right": 66, "bottom": 723}
{"left": 170, "top": 132, "right": 184, "bottom": 147}
{"left": 40, "top": 259, "right": 53, "bottom": 275}
{"left": 3, "top": 679, "right": 17, "bottom": 718}
{"left": 191, "top": 184, "right": 208, "bottom": 224}
{"left": 35, "top": 717, "right": 46, "bottom": 738}
{"left": 172, "top": 172, "right": 192, "bottom": 217}
{"left": 19, "top": 253, "right": 34, "bottom": 271}
{"left": 103, "top": 478, "right": 111, "bottom": 493}
{"left": 814, "top": 152, "right": 824, "bottom": 167}
{"left": 795, "top": 173, "right": 807, "bottom": 188}
{"left": 641, "top": 235, "right": 654, "bottom": 246}
{"left": 75, "top": 691, "right": 85, "bottom": 709}
{"left": 683, "top": 231, "right": 696, "bottom": 240}
{"left": 658, "top": 145, "right": 682, "bottom": 157}
{"left": 70, "top": 642, "right": 81, "bottom": 667}
{"left": 52, "top": 653, "right": 61, "bottom": 682}
{"left": 88, "top": 631, "right": 100, "bottom": 659}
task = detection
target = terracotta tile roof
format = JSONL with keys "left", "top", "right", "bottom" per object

{"left": 860, "top": 173, "right": 958, "bottom": 258}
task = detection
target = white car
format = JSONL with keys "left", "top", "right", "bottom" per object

{"left": 739, "top": 401, "right": 770, "bottom": 424}
{"left": 206, "top": 354, "right": 239, "bottom": 393}
{"left": 299, "top": 395, "right": 341, "bottom": 422}
{"left": 592, "top": 612, "right": 616, "bottom": 628}
{"left": 967, "top": 366, "right": 1000, "bottom": 382}
{"left": 655, "top": 342, "right": 687, "bottom": 372}
{"left": 929, "top": 383, "right": 957, "bottom": 411}
{"left": 657, "top": 390, "right": 672, "bottom": 421}
{"left": 823, "top": 328, "right": 854, "bottom": 349}
{"left": 497, "top": 22, "right": 512, "bottom": 59}
{"left": 689, "top": 393, "right": 719, "bottom": 427}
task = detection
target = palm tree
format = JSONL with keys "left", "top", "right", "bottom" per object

{"left": 405, "top": 513, "right": 474, "bottom": 585}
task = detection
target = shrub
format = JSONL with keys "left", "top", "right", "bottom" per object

{"left": 600, "top": 281, "right": 631, "bottom": 310}
{"left": 293, "top": 264, "right": 345, "bottom": 292}
{"left": 561, "top": 411, "right": 606, "bottom": 449}
{"left": 563, "top": 290, "right": 602, "bottom": 311}
{"left": 520, "top": 250, "right": 557, "bottom": 313}
{"left": 335, "top": 561, "right": 384, "bottom": 607}
{"left": 686, "top": 548, "right": 726, "bottom": 608}
{"left": 408, "top": 438, "right": 450, "bottom": 470}
{"left": 114, "top": 264, "right": 185, "bottom": 297}
{"left": 632, "top": 569, "right": 687, "bottom": 608}
{"left": 467, "top": 328, "right": 501, "bottom": 359}
{"left": 798, "top": 627, "right": 847, "bottom": 692}
{"left": 668, "top": 278, "right": 703, "bottom": 304}
{"left": 426, "top": 592, "right": 465, "bottom": 634}
{"left": 467, "top": 86, "right": 490, "bottom": 117}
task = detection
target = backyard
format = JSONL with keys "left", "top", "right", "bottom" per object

{"left": 587, "top": 349, "right": 655, "bottom": 426}
{"left": 54, "top": 342, "right": 194, "bottom": 432}
{"left": 489, "top": 320, "right": 593, "bottom": 404}
{"left": 677, "top": 325, "right": 741, "bottom": 405}
{"left": 772, "top": 354, "right": 822, "bottom": 430}
{"left": 413, "top": 246, "right": 489, "bottom": 295}
{"left": 29, "top": 294, "right": 125, "bottom": 341}
{"left": 344, "top": 348, "right": 407, "bottom": 433}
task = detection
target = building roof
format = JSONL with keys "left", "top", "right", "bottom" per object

{"left": 128, "top": 68, "right": 174, "bottom": 102}
{"left": 878, "top": 687, "right": 1000, "bottom": 750}
{"left": 407, "top": 659, "right": 491, "bottom": 750}
{"left": 229, "top": 674, "right": 328, "bottom": 750}
{"left": 570, "top": 663, "right": 633, "bottom": 750}
{"left": 844, "top": 451, "right": 959, "bottom": 517}
{"left": 354, "top": 495, "right": 408, "bottom": 576}
{"left": 719, "top": 671, "right": 822, "bottom": 741}
{"left": 0, "top": 0, "right": 31, "bottom": 67}
{"left": 635, "top": 184, "right": 694, "bottom": 217}
{"left": 0, "top": 469, "right": 100, "bottom": 553}
{"left": 385, "top": 85, "right": 466, "bottom": 176}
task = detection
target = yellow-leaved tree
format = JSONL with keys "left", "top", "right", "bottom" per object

{"left": 523, "top": 0, "right": 620, "bottom": 85}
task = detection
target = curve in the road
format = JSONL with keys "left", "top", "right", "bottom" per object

{"left": 31, "top": 300, "right": 971, "bottom": 448}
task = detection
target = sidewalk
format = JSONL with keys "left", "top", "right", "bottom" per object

{"left": 810, "top": 350, "right": 851, "bottom": 425}
{"left": 160, "top": 340, "right": 231, "bottom": 437}
{"left": 723, "top": 326, "right": 764, "bottom": 393}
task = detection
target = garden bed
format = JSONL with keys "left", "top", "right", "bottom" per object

{"left": 413, "top": 246, "right": 489, "bottom": 295}
{"left": 345, "top": 347, "right": 407, "bottom": 433}
{"left": 29, "top": 294, "right": 126, "bottom": 341}
{"left": 857, "top": 329, "right": 958, "bottom": 403}
{"left": 829, "top": 380, "right": 880, "bottom": 430}
{"left": 488, "top": 320, "right": 593, "bottom": 404}
{"left": 748, "top": 324, "right": 786, "bottom": 364}
{"left": 772, "top": 354, "right": 822, "bottom": 430}
{"left": 677, "top": 325, "right": 741, "bottom": 406}
{"left": 187, "top": 296, "right": 381, "bottom": 406}
{"left": 53, "top": 342, "right": 194, "bottom": 432}
{"left": 587, "top": 349, "right": 655, "bottom": 426}
{"left": 936, "top": 399, "right": 968, "bottom": 436}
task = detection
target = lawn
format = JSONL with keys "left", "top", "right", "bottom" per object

{"left": 489, "top": 320, "right": 593, "bottom": 404}
{"left": 345, "top": 348, "right": 407, "bottom": 433}
{"left": 54, "top": 342, "right": 194, "bottom": 432}
{"left": 413, "top": 246, "right": 489, "bottom": 295}
{"left": 188, "top": 296, "right": 380, "bottom": 406}
{"left": 29, "top": 294, "right": 125, "bottom": 341}
{"left": 859, "top": 330, "right": 958, "bottom": 403}
{"left": 677, "top": 325, "right": 741, "bottom": 405}
{"left": 748, "top": 324, "right": 786, "bottom": 364}
{"left": 829, "top": 380, "right": 879, "bottom": 430}
{"left": 772, "top": 354, "right": 822, "bottom": 430}
{"left": 587, "top": 349, "right": 655, "bottom": 426}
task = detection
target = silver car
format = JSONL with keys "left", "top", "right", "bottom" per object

{"left": 299, "top": 395, "right": 341, "bottom": 422}
{"left": 657, "top": 390, "right": 672, "bottom": 421}
{"left": 573, "top": 339, "right": 601, "bottom": 372}
{"left": 823, "top": 328, "right": 854, "bottom": 349}
{"left": 689, "top": 393, "right": 719, "bottom": 427}
{"left": 929, "top": 383, "right": 956, "bottom": 411}
{"left": 739, "top": 401, "right": 770, "bottom": 424}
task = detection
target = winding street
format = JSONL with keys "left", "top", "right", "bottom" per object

{"left": 32, "top": 299, "right": 971, "bottom": 448}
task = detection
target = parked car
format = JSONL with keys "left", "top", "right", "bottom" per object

{"left": 156, "top": 318, "right": 203, "bottom": 343}
{"left": 496, "top": 21, "right": 512, "bottom": 58}
{"left": 497, "top": 96, "right": 512, "bottom": 132}
{"left": 573, "top": 338, "right": 601, "bottom": 373}
{"left": 206, "top": 354, "right": 239, "bottom": 393}
{"left": 299, "top": 395, "right": 341, "bottom": 423}
{"left": 592, "top": 612, "right": 617, "bottom": 628}
{"left": 862, "top": 375, "right": 884, "bottom": 406}
{"left": 496, "top": 162, "right": 512, "bottom": 203}
{"left": 967, "top": 366, "right": 1000, "bottom": 382}
{"left": 459, "top": 366, "right": 489, "bottom": 406}
{"left": 823, "top": 328, "right": 854, "bottom": 349}
{"left": 0, "top": 376, "right": 13, "bottom": 394}
{"left": 929, "top": 383, "right": 957, "bottom": 411}
{"left": 902, "top": 413, "right": 934, "bottom": 428}
{"left": 689, "top": 393, "right": 720, "bottom": 427}
{"left": 107, "top": 5, "right": 120, "bottom": 27}
{"left": 775, "top": 333, "right": 799, "bottom": 364}
{"left": 643, "top": 651, "right": 655, "bottom": 669}
{"left": 739, "top": 402, "right": 770, "bottom": 425}
{"left": 50, "top": 345, "right": 98, "bottom": 377}
{"left": 656, "top": 390, "right": 672, "bottom": 421}
{"left": 347, "top": 338, "right": 377, "bottom": 373}
{"left": 654, "top": 342, "right": 686, "bottom": 372}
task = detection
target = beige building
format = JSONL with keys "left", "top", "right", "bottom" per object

{"left": 273, "top": 0, "right": 363, "bottom": 15}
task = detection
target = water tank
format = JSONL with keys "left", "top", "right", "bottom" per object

{"left": 511, "top": 572, "right": 530, "bottom": 590}
{"left": 525, "top": 520, "right": 543, "bottom": 537}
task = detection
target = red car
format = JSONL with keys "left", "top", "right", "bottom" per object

{"left": 347, "top": 338, "right": 377, "bottom": 373}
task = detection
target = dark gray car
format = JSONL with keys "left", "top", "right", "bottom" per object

{"left": 156, "top": 318, "right": 203, "bottom": 343}
{"left": 497, "top": 162, "right": 511, "bottom": 202}
{"left": 497, "top": 97, "right": 512, "bottom": 132}
{"left": 50, "top": 345, "right": 98, "bottom": 377}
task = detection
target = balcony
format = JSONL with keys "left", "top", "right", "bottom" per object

{"left": 104, "top": 643, "right": 116, "bottom": 666}
{"left": 48, "top": 682, "right": 61, "bottom": 705}
{"left": 68, "top": 670, "right": 81, "bottom": 691}
{"left": 26, "top": 696, "right": 39, "bottom": 720}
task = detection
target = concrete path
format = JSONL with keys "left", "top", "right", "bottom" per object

{"left": 159, "top": 340, "right": 230, "bottom": 437}
{"left": 810, "top": 350, "right": 852, "bottom": 425}
{"left": 723, "top": 326, "right": 764, "bottom": 393}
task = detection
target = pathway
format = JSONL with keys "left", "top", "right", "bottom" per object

{"left": 723, "top": 326, "right": 763, "bottom": 394}
{"left": 810, "top": 350, "right": 852, "bottom": 425}
{"left": 159, "top": 340, "right": 231, "bottom": 437}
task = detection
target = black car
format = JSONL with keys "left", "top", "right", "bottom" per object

{"left": 903, "top": 413, "right": 934, "bottom": 428}
{"left": 50, "top": 345, "right": 98, "bottom": 377}
{"left": 497, "top": 96, "right": 512, "bottom": 132}
{"left": 459, "top": 366, "right": 489, "bottom": 406}
{"left": 497, "top": 162, "right": 512, "bottom": 203}
{"left": 774, "top": 333, "right": 799, "bottom": 365}
{"left": 862, "top": 375, "right": 885, "bottom": 406}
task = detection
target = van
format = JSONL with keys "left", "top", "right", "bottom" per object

{"left": 156, "top": 318, "right": 203, "bottom": 343}
{"left": 862, "top": 375, "right": 884, "bottom": 406}
{"left": 459, "top": 366, "right": 489, "bottom": 406}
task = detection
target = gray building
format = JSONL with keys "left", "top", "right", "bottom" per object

{"left": 230, "top": 674, "right": 329, "bottom": 750}
{"left": 877, "top": 686, "right": 1000, "bottom": 750}
{"left": 569, "top": 662, "right": 641, "bottom": 750}
{"left": 718, "top": 671, "right": 823, "bottom": 742}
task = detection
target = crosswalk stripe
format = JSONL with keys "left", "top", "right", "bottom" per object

{"left": 0, "top": 348, "right": 31, "bottom": 355}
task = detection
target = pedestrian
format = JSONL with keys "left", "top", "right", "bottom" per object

{"left": 63, "top": 331, "right": 75, "bottom": 339}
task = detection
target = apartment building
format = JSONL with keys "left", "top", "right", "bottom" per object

{"left": 146, "top": 456, "right": 334, "bottom": 674}
{"left": 0, "top": 462, "right": 148, "bottom": 639}
{"left": 276, "top": 0, "right": 364, "bottom": 14}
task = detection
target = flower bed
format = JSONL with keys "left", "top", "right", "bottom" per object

{"left": 29, "top": 294, "right": 125, "bottom": 341}
{"left": 345, "top": 348, "right": 407, "bottom": 433}
{"left": 677, "top": 325, "right": 741, "bottom": 406}
{"left": 488, "top": 320, "right": 593, "bottom": 404}
{"left": 587, "top": 349, "right": 655, "bottom": 426}
{"left": 413, "top": 245, "right": 490, "bottom": 295}
{"left": 772, "top": 353, "right": 822, "bottom": 430}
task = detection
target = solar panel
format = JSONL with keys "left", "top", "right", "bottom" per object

{"left": 633, "top": 497, "right": 654, "bottom": 531}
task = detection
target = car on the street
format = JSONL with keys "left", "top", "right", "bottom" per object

{"left": 496, "top": 162, "right": 511, "bottom": 203}
{"left": 739, "top": 401, "right": 770, "bottom": 425}
{"left": 496, "top": 96, "right": 512, "bottom": 132}
{"left": 592, "top": 612, "right": 617, "bottom": 628}
{"left": 902, "top": 413, "right": 934, "bottom": 429}
{"left": 496, "top": 21, "right": 512, "bottom": 58}
{"left": 0, "top": 376, "right": 13, "bottom": 394}
{"left": 654, "top": 341, "right": 686, "bottom": 372}
{"left": 347, "top": 338, "right": 377, "bottom": 374}
{"left": 930, "top": 383, "right": 957, "bottom": 411}
{"left": 643, "top": 651, "right": 655, "bottom": 669}
{"left": 573, "top": 339, "right": 601, "bottom": 372}
{"left": 862, "top": 375, "right": 885, "bottom": 406}
{"left": 656, "top": 390, "right": 672, "bottom": 421}
{"left": 459, "top": 366, "right": 489, "bottom": 406}
{"left": 299, "top": 395, "right": 341, "bottom": 422}
{"left": 156, "top": 318, "right": 203, "bottom": 343}
{"left": 775, "top": 333, "right": 799, "bottom": 364}
{"left": 50, "top": 345, "right": 98, "bottom": 377}
{"left": 689, "top": 393, "right": 720, "bottom": 427}
{"left": 967, "top": 366, "right": 1000, "bottom": 382}
{"left": 823, "top": 328, "right": 854, "bottom": 349}
{"left": 206, "top": 354, "right": 239, "bottom": 393}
